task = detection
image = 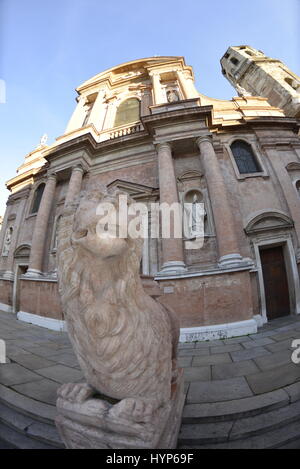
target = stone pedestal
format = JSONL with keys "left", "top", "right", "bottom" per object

{"left": 56, "top": 370, "right": 185, "bottom": 449}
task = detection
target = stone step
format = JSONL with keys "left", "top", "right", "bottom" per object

{"left": 180, "top": 418, "right": 300, "bottom": 449}
{"left": 0, "top": 383, "right": 57, "bottom": 425}
{"left": 182, "top": 383, "right": 300, "bottom": 423}
{"left": 179, "top": 399, "right": 300, "bottom": 446}
{"left": 0, "top": 421, "right": 57, "bottom": 449}
{"left": 0, "top": 437, "right": 15, "bottom": 449}
{"left": 277, "top": 437, "right": 300, "bottom": 449}
{"left": 0, "top": 401, "right": 63, "bottom": 448}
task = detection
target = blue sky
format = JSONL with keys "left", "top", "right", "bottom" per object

{"left": 0, "top": 0, "right": 299, "bottom": 214}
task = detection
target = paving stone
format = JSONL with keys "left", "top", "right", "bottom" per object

{"left": 192, "top": 353, "right": 232, "bottom": 367}
{"left": 254, "top": 350, "right": 293, "bottom": 372}
{"left": 10, "top": 353, "right": 56, "bottom": 371}
{"left": 0, "top": 364, "right": 44, "bottom": 386}
{"left": 249, "top": 330, "right": 277, "bottom": 339}
{"left": 223, "top": 336, "right": 251, "bottom": 345}
{"left": 6, "top": 345, "right": 31, "bottom": 358}
{"left": 195, "top": 340, "right": 225, "bottom": 348}
{"left": 178, "top": 343, "right": 196, "bottom": 349}
{"left": 19, "top": 345, "right": 65, "bottom": 358}
{"left": 210, "top": 344, "right": 243, "bottom": 354}
{"left": 187, "top": 377, "right": 253, "bottom": 404}
{"left": 184, "top": 366, "right": 211, "bottom": 382}
{"left": 212, "top": 360, "right": 259, "bottom": 380}
{"left": 265, "top": 338, "right": 295, "bottom": 353}
{"left": 246, "top": 363, "right": 300, "bottom": 395}
{"left": 35, "top": 364, "right": 83, "bottom": 384}
{"left": 178, "top": 348, "right": 210, "bottom": 357}
{"left": 178, "top": 356, "right": 193, "bottom": 368}
{"left": 48, "top": 354, "right": 79, "bottom": 368}
{"left": 242, "top": 337, "right": 275, "bottom": 349}
{"left": 230, "top": 346, "right": 271, "bottom": 362}
{"left": 271, "top": 331, "right": 300, "bottom": 342}
{"left": 12, "top": 379, "right": 60, "bottom": 406}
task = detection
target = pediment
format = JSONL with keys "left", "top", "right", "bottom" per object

{"left": 14, "top": 244, "right": 31, "bottom": 258}
{"left": 245, "top": 211, "right": 294, "bottom": 234}
{"left": 286, "top": 162, "right": 300, "bottom": 171}
{"left": 178, "top": 171, "right": 203, "bottom": 182}
{"left": 107, "top": 179, "right": 159, "bottom": 200}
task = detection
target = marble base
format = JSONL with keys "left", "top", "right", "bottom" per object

{"left": 24, "top": 268, "right": 43, "bottom": 278}
{"left": 218, "top": 254, "right": 253, "bottom": 269}
{"left": 55, "top": 370, "right": 185, "bottom": 449}
{"left": 156, "top": 261, "right": 187, "bottom": 276}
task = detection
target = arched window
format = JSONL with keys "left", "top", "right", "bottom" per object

{"left": 114, "top": 98, "right": 140, "bottom": 127}
{"left": 230, "top": 57, "right": 239, "bottom": 66}
{"left": 31, "top": 183, "right": 45, "bottom": 214}
{"left": 231, "top": 140, "right": 261, "bottom": 174}
{"left": 296, "top": 180, "right": 300, "bottom": 198}
{"left": 285, "top": 77, "right": 300, "bottom": 92}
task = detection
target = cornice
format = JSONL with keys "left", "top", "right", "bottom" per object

{"left": 6, "top": 166, "right": 48, "bottom": 192}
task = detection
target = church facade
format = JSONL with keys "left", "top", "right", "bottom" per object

{"left": 1, "top": 50, "right": 300, "bottom": 341}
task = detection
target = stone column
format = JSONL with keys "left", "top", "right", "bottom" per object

{"left": 88, "top": 89, "right": 107, "bottom": 132}
{"left": 101, "top": 99, "right": 117, "bottom": 131}
{"left": 64, "top": 166, "right": 84, "bottom": 207}
{"left": 150, "top": 72, "right": 165, "bottom": 105}
{"left": 157, "top": 143, "right": 186, "bottom": 274}
{"left": 196, "top": 135, "right": 243, "bottom": 267}
{"left": 0, "top": 205, "right": 11, "bottom": 270}
{"left": 141, "top": 88, "right": 152, "bottom": 116}
{"left": 26, "top": 174, "right": 57, "bottom": 277}
{"left": 3, "top": 198, "right": 28, "bottom": 280}
{"left": 176, "top": 70, "right": 199, "bottom": 100}
{"left": 263, "top": 144, "right": 300, "bottom": 257}
{"left": 65, "top": 95, "right": 87, "bottom": 134}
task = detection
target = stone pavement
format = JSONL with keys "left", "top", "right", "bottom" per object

{"left": 0, "top": 310, "right": 300, "bottom": 448}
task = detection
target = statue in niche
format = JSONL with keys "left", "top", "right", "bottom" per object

{"left": 167, "top": 89, "right": 180, "bottom": 103}
{"left": 235, "top": 83, "right": 252, "bottom": 97}
{"left": 55, "top": 185, "right": 184, "bottom": 448}
{"left": 184, "top": 193, "right": 206, "bottom": 239}
{"left": 2, "top": 226, "right": 13, "bottom": 256}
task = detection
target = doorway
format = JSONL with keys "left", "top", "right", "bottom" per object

{"left": 259, "top": 245, "right": 290, "bottom": 320}
{"left": 13, "top": 265, "right": 28, "bottom": 314}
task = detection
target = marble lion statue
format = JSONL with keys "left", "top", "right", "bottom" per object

{"left": 57, "top": 184, "right": 180, "bottom": 424}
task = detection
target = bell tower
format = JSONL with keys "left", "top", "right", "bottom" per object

{"left": 220, "top": 45, "right": 300, "bottom": 117}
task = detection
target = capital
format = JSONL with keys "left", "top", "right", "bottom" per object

{"left": 72, "top": 164, "right": 85, "bottom": 174}
{"left": 196, "top": 135, "right": 213, "bottom": 147}
{"left": 156, "top": 142, "right": 172, "bottom": 153}
{"left": 47, "top": 172, "right": 57, "bottom": 182}
{"left": 149, "top": 71, "right": 161, "bottom": 78}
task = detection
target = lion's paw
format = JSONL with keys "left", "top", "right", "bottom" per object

{"left": 109, "top": 398, "right": 156, "bottom": 424}
{"left": 57, "top": 382, "right": 94, "bottom": 404}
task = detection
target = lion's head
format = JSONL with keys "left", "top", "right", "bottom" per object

{"left": 57, "top": 184, "right": 144, "bottom": 313}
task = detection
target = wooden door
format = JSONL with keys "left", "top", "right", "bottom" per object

{"left": 260, "top": 246, "right": 290, "bottom": 320}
